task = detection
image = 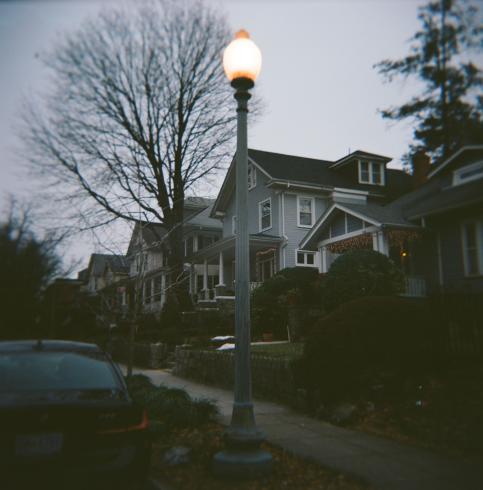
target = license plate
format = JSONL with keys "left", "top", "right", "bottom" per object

{"left": 15, "top": 433, "right": 63, "bottom": 457}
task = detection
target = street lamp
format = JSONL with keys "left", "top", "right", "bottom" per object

{"left": 213, "top": 30, "right": 272, "bottom": 478}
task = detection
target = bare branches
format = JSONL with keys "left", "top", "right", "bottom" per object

{"left": 21, "top": 0, "right": 239, "bottom": 239}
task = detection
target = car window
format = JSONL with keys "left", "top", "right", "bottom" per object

{"left": 0, "top": 351, "right": 120, "bottom": 392}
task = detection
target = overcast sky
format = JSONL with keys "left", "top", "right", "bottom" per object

{"left": 0, "top": 0, "right": 433, "bottom": 269}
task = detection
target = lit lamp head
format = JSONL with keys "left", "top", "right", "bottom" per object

{"left": 223, "top": 29, "right": 262, "bottom": 91}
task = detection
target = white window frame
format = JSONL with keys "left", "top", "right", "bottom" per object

{"left": 295, "top": 249, "right": 318, "bottom": 268}
{"left": 232, "top": 215, "right": 237, "bottom": 235}
{"left": 453, "top": 160, "right": 483, "bottom": 187}
{"left": 259, "top": 198, "right": 272, "bottom": 232}
{"left": 358, "top": 160, "right": 385, "bottom": 185}
{"left": 297, "top": 196, "right": 315, "bottom": 228}
{"left": 461, "top": 219, "right": 483, "bottom": 277}
{"left": 248, "top": 164, "right": 257, "bottom": 190}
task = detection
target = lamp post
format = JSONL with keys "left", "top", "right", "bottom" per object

{"left": 213, "top": 30, "right": 272, "bottom": 478}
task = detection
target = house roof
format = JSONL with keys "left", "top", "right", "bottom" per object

{"left": 341, "top": 202, "right": 413, "bottom": 227}
{"left": 211, "top": 148, "right": 411, "bottom": 216}
{"left": 87, "top": 254, "right": 128, "bottom": 277}
{"left": 185, "top": 200, "right": 222, "bottom": 230}
{"left": 427, "top": 145, "right": 483, "bottom": 179}
{"left": 184, "top": 196, "right": 214, "bottom": 209}
{"left": 299, "top": 201, "right": 416, "bottom": 250}
{"left": 105, "top": 255, "right": 129, "bottom": 274}
{"left": 402, "top": 178, "right": 483, "bottom": 219}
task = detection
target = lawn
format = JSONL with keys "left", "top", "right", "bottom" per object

{"left": 250, "top": 342, "right": 304, "bottom": 360}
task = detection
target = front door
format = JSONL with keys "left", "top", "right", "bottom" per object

{"left": 256, "top": 250, "right": 276, "bottom": 282}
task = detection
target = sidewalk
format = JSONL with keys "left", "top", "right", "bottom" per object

{"left": 129, "top": 367, "right": 483, "bottom": 490}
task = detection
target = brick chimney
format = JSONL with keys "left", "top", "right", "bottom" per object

{"left": 412, "top": 151, "right": 431, "bottom": 188}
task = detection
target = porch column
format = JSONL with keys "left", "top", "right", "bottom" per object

{"left": 372, "top": 233, "right": 378, "bottom": 252}
{"left": 161, "top": 273, "right": 166, "bottom": 307}
{"left": 377, "top": 232, "right": 389, "bottom": 256}
{"left": 203, "top": 259, "right": 209, "bottom": 300}
{"left": 217, "top": 251, "right": 225, "bottom": 286}
{"left": 321, "top": 247, "right": 328, "bottom": 273}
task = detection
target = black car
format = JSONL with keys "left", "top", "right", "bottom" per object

{"left": 0, "top": 340, "right": 151, "bottom": 490}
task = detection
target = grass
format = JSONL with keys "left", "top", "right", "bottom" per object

{"left": 250, "top": 342, "right": 304, "bottom": 360}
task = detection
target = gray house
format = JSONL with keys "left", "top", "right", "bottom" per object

{"left": 188, "top": 145, "right": 483, "bottom": 301}
{"left": 188, "top": 148, "right": 413, "bottom": 298}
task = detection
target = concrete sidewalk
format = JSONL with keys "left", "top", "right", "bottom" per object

{"left": 129, "top": 367, "right": 483, "bottom": 490}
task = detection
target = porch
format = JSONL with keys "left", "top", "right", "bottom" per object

{"left": 187, "top": 235, "right": 282, "bottom": 302}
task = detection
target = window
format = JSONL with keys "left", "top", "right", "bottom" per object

{"left": 453, "top": 161, "right": 483, "bottom": 186}
{"left": 153, "top": 276, "right": 162, "bottom": 302}
{"left": 297, "top": 196, "right": 314, "bottom": 227}
{"left": 248, "top": 164, "right": 257, "bottom": 190}
{"left": 144, "top": 279, "right": 152, "bottom": 304}
{"left": 296, "top": 250, "right": 317, "bottom": 267}
{"left": 185, "top": 236, "right": 193, "bottom": 256}
{"left": 198, "top": 235, "right": 214, "bottom": 250}
{"left": 359, "top": 161, "right": 370, "bottom": 183}
{"left": 232, "top": 216, "right": 237, "bottom": 235}
{"left": 259, "top": 198, "right": 272, "bottom": 231}
{"left": 358, "top": 160, "right": 384, "bottom": 185}
{"left": 462, "top": 221, "right": 483, "bottom": 276}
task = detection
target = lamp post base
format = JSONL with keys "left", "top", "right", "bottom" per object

{"left": 213, "top": 448, "right": 272, "bottom": 479}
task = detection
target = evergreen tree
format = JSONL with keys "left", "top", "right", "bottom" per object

{"left": 375, "top": 0, "right": 483, "bottom": 165}
{"left": 0, "top": 203, "right": 61, "bottom": 338}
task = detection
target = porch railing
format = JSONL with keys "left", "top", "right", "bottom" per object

{"left": 249, "top": 282, "right": 263, "bottom": 292}
{"left": 401, "top": 275, "right": 427, "bottom": 298}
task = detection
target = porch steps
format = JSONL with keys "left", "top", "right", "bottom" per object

{"left": 196, "top": 299, "right": 219, "bottom": 312}
{"left": 165, "top": 351, "right": 176, "bottom": 372}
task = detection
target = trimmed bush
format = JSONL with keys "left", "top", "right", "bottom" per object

{"left": 125, "top": 374, "right": 218, "bottom": 438}
{"left": 298, "top": 296, "right": 440, "bottom": 405}
{"left": 251, "top": 267, "right": 324, "bottom": 339}
{"left": 324, "top": 250, "right": 404, "bottom": 311}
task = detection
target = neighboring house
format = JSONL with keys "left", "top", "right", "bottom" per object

{"left": 124, "top": 197, "right": 222, "bottom": 314}
{"left": 300, "top": 145, "right": 483, "bottom": 296}
{"left": 82, "top": 254, "right": 129, "bottom": 295}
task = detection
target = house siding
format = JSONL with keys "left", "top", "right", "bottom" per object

{"left": 429, "top": 209, "right": 483, "bottom": 294}
{"left": 282, "top": 193, "right": 328, "bottom": 268}
{"left": 221, "top": 171, "right": 280, "bottom": 237}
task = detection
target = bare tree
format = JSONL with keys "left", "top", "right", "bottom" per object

{"left": 21, "top": 0, "right": 244, "bottom": 302}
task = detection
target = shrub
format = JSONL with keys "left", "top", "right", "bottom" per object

{"left": 251, "top": 267, "right": 324, "bottom": 339}
{"left": 324, "top": 250, "right": 404, "bottom": 311}
{"left": 125, "top": 374, "right": 218, "bottom": 438}
{"left": 298, "top": 296, "right": 440, "bottom": 406}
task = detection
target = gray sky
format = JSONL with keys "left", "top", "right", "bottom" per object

{"left": 0, "top": 0, "right": 428, "bottom": 269}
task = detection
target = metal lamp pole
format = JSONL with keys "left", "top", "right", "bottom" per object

{"left": 213, "top": 30, "right": 272, "bottom": 479}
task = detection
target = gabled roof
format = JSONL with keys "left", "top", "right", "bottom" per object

{"left": 185, "top": 200, "right": 222, "bottom": 230}
{"left": 126, "top": 222, "right": 167, "bottom": 256}
{"left": 87, "top": 254, "right": 128, "bottom": 278}
{"left": 299, "top": 202, "right": 415, "bottom": 250}
{"left": 105, "top": 255, "right": 129, "bottom": 274}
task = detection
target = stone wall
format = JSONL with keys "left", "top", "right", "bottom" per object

{"left": 109, "top": 339, "right": 169, "bottom": 369}
{"left": 174, "top": 347, "right": 298, "bottom": 404}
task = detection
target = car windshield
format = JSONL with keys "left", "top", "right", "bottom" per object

{"left": 0, "top": 351, "right": 120, "bottom": 392}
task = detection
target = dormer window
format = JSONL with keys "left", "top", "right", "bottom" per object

{"left": 358, "top": 160, "right": 384, "bottom": 185}
{"left": 248, "top": 164, "right": 257, "bottom": 190}
{"left": 453, "top": 160, "right": 483, "bottom": 186}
